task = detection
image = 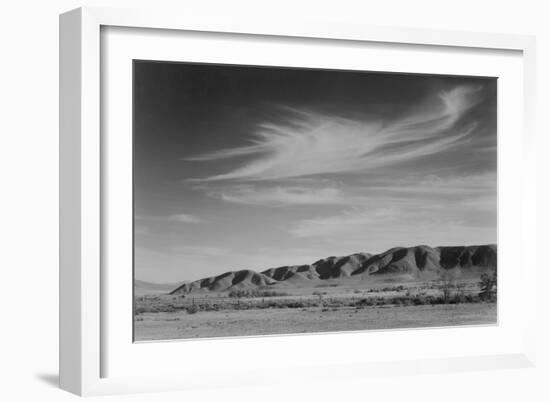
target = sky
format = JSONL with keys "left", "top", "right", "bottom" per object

{"left": 133, "top": 61, "right": 497, "bottom": 283}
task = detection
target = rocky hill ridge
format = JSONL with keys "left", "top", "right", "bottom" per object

{"left": 170, "top": 244, "right": 497, "bottom": 294}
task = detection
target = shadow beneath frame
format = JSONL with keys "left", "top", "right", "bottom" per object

{"left": 35, "top": 373, "right": 59, "bottom": 388}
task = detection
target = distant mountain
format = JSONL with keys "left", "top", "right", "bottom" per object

{"left": 134, "top": 280, "right": 186, "bottom": 296}
{"left": 169, "top": 244, "right": 497, "bottom": 294}
{"left": 172, "top": 270, "right": 275, "bottom": 294}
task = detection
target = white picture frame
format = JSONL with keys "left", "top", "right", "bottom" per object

{"left": 59, "top": 6, "right": 537, "bottom": 396}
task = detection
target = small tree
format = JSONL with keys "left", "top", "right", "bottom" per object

{"left": 479, "top": 269, "right": 497, "bottom": 301}
{"left": 440, "top": 269, "right": 459, "bottom": 304}
{"left": 441, "top": 279, "right": 452, "bottom": 304}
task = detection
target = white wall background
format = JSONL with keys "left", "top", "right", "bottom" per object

{"left": 0, "top": 0, "right": 548, "bottom": 401}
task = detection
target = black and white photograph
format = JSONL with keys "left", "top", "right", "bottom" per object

{"left": 133, "top": 61, "right": 497, "bottom": 342}
{"left": 3, "top": 0, "right": 546, "bottom": 399}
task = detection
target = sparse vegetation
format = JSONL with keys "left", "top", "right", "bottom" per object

{"left": 134, "top": 273, "right": 496, "bottom": 318}
{"left": 228, "top": 289, "right": 289, "bottom": 298}
{"left": 368, "top": 285, "right": 406, "bottom": 293}
{"left": 136, "top": 288, "right": 492, "bottom": 314}
{"left": 355, "top": 293, "right": 483, "bottom": 308}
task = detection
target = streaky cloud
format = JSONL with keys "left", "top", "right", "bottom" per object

{"left": 169, "top": 213, "right": 204, "bottom": 223}
{"left": 135, "top": 213, "right": 205, "bottom": 224}
{"left": 289, "top": 207, "right": 400, "bottom": 238}
{"left": 216, "top": 185, "right": 346, "bottom": 206}
{"left": 185, "top": 85, "right": 483, "bottom": 182}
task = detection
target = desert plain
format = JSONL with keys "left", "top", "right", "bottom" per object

{"left": 134, "top": 244, "right": 497, "bottom": 341}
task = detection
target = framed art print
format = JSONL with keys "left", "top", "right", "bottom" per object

{"left": 60, "top": 7, "right": 537, "bottom": 396}
{"left": 132, "top": 61, "right": 498, "bottom": 342}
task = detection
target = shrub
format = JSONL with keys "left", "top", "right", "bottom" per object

{"left": 228, "top": 289, "right": 289, "bottom": 298}
{"left": 355, "top": 298, "right": 376, "bottom": 307}
{"left": 479, "top": 291, "right": 497, "bottom": 303}
{"left": 284, "top": 301, "right": 306, "bottom": 308}
{"left": 380, "top": 285, "right": 406, "bottom": 292}
{"left": 465, "top": 294, "right": 481, "bottom": 303}
{"left": 479, "top": 270, "right": 497, "bottom": 301}
{"left": 480, "top": 271, "right": 497, "bottom": 292}
{"left": 412, "top": 296, "right": 428, "bottom": 306}
{"left": 393, "top": 297, "right": 412, "bottom": 306}
{"left": 259, "top": 290, "right": 289, "bottom": 297}
{"left": 186, "top": 305, "right": 199, "bottom": 314}
{"left": 453, "top": 293, "right": 468, "bottom": 304}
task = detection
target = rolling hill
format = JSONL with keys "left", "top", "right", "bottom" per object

{"left": 169, "top": 244, "right": 497, "bottom": 295}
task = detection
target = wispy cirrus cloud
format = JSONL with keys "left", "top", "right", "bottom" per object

{"left": 185, "top": 85, "right": 483, "bottom": 182}
{"left": 211, "top": 185, "right": 347, "bottom": 206}
{"left": 198, "top": 170, "right": 496, "bottom": 208}
{"left": 169, "top": 213, "right": 204, "bottom": 223}
{"left": 136, "top": 213, "right": 205, "bottom": 224}
{"left": 288, "top": 207, "right": 400, "bottom": 238}
{"left": 362, "top": 172, "right": 497, "bottom": 197}
{"left": 288, "top": 196, "right": 494, "bottom": 241}
{"left": 287, "top": 172, "right": 496, "bottom": 239}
